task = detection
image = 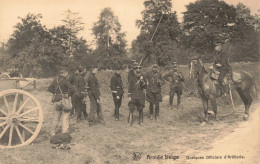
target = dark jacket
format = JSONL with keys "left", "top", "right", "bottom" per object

{"left": 48, "top": 76, "right": 74, "bottom": 95}
{"left": 128, "top": 69, "right": 135, "bottom": 83}
{"left": 128, "top": 73, "right": 147, "bottom": 100}
{"left": 87, "top": 73, "right": 100, "bottom": 100}
{"left": 145, "top": 71, "right": 164, "bottom": 93}
{"left": 214, "top": 52, "right": 229, "bottom": 70}
{"left": 110, "top": 73, "right": 124, "bottom": 97}
{"left": 163, "top": 71, "right": 184, "bottom": 87}
{"left": 67, "top": 73, "right": 78, "bottom": 86}
{"left": 76, "top": 74, "right": 86, "bottom": 96}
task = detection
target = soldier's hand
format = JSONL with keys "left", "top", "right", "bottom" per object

{"left": 116, "top": 96, "right": 120, "bottom": 100}
{"left": 97, "top": 99, "right": 100, "bottom": 104}
{"left": 140, "top": 76, "right": 143, "bottom": 80}
{"left": 128, "top": 97, "right": 131, "bottom": 101}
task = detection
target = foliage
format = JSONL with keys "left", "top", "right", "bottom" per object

{"left": 133, "top": 0, "right": 181, "bottom": 66}
{"left": 92, "top": 7, "right": 127, "bottom": 57}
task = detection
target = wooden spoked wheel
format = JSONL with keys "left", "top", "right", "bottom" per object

{"left": 0, "top": 73, "right": 10, "bottom": 79}
{"left": 0, "top": 89, "right": 43, "bottom": 149}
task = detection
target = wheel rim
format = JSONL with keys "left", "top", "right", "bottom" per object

{"left": 0, "top": 89, "right": 43, "bottom": 149}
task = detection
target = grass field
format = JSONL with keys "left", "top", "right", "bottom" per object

{"left": 0, "top": 62, "right": 259, "bottom": 164}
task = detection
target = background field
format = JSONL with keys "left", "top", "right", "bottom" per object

{"left": 0, "top": 62, "right": 259, "bottom": 164}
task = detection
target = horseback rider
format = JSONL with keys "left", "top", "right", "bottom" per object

{"left": 213, "top": 42, "right": 232, "bottom": 94}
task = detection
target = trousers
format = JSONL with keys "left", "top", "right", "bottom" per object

{"left": 88, "top": 95, "right": 103, "bottom": 123}
{"left": 51, "top": 103, "right": 71, "bottom": 134}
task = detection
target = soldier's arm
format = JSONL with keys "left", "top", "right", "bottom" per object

{"left": 65, "top": 80, "right": 75, "bottom": 94}
{"left": 140, "top": 75, "right": 147, "bottom": 89}
{"left": 159, "top": 73, "right": 165, "bottom": 85}
{"left": 163, "top": 72, "right": 171, "bottom": 82}
{"left": 110, "top": 76, "right": 117, "bottom": 93}
{"left": 47, "top": 78, "right": 57, "bottom": 94}
{"left": 179, "top": 72, "right": 184, "bottom": 81}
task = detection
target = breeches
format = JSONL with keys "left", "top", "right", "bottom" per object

{"left": 113, "top": 95, "right": 122, "bottom": 118}
{"left": 128, "top": 99, "right": 145, "bottom": 113}
{"left": 169, "top": 86, "right": 182, "bottom": 105}
{"left": 51, "top": 104, "right": 71, "bottom": 134}
{"left": 88, "top": 95, "right": 103, "bottom": 122}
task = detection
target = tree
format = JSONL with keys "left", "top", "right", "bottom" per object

{"left": 61, "top": 9, "right": 85, "bottom": 57}
{"left": 182, "top": 0, "right": 238, "bottom": 52}
{"left": 134, "top": 0, "right": 181, "bottom": 66}
{"left": 92, "top": 7, "right": 127, "bottom": 57}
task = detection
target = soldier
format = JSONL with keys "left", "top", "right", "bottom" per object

{"left": 87, "top": 67, "right": 104, "bottom": 126}
{"left": 128, "top": 60, "right": 138, "bottom": 83}
{"left": 48, "top": 68, "right": 74, "bottom": 136}
{"left": 145, "top": 64, "right": 164, "bottom": 120}
{"left": 67, "top": 68, "right": 79, "bottom": 115}
{"left": 110, "top": 65, "right": 124, "bottom": 121}
{"left": 213, "top": 43, "right": 232, "bottom": 94}
{"left": 127, "top": 65, "right": 147, "bottom": 127}
{"left": 163, "top": 61, "right": 184, "bottom": 109}
{"left": 75, "top": 68, "right": 88, "bottom": 122}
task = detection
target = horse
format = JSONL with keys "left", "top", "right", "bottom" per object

{"left": 189, "top": 58, "right": 256, "bottom": 122}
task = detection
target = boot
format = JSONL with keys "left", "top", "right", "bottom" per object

{"left": 139, "top": 110, "right": 144, "bottom": 126}
{"left": 127, "top": 112, "right": 133, "bottom": 127}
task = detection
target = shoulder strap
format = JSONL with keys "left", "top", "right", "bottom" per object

{"left": 54, "top": 77, "right": 63, "bottom": 94}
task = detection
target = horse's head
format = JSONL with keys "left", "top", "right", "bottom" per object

{"left": 189, "top": 58, "right": 206, "bottom": 80}
{"left": 189, "top": 59, "right": 198, "bottom": 80}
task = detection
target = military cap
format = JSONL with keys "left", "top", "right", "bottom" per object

{"left": 59, "top": 67, "right": 68, "bottom": 74}
{"left": 134, "top": 65, "right": 142, "bottom": 70}
{"left": 152, "top": 64, "right": 159, "bottom": 68}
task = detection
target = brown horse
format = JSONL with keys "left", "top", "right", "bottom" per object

{"left": 189, "top": 58, "right": 256, "bottom": 122}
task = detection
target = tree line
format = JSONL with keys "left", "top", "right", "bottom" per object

{"left": 0, "top": 0, "right": 259, "bottom": 77}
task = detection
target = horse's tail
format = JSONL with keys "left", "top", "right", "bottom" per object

{"left": 252, "top": 77, "right": 258, "bottom": 99}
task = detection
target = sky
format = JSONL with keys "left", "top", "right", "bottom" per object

{"left": 0, "top": 0, "right": 259, "bottom": 47}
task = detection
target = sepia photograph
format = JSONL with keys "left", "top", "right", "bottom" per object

{"left": 0, "top": 0, "right": 259, "bottom": 163}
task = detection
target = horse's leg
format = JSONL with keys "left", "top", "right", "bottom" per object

{"left": 236, "top": 87, "right": 252, "bottom": 115}
{"left": 202, "top": 96, "right": 208, "bottom": 122}
{"left": 209, "top": 96, "right": 219, "bottom": 121}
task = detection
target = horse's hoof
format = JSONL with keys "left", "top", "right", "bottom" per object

{"left": 200, "top": 122, "right": 206, "bottom": 126}
{"left": 243, "top": 114, "right": 249, "bottom": 121}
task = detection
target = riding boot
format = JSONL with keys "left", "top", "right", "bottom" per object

{"left": 127, "top": 112, "right": 133, "bottom": 127}
{"left": 177, "top": 97, "right": 181, "bottom": 109}
{"left": 149, "top": 103, "right": 153, "bottom": 120}
{"left": 139, "top": 109, "right": 144, "bottom": 126}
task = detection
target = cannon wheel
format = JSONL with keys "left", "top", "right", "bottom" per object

{"left": 0, "top": 73, "right": 10, "bottom": 79}
{"left": 0, "top": 89, "right": 43, "bottom": 149}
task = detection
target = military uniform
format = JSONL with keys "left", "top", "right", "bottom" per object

{"left": 127, "top": 66, "right": 147, "bottom": 126}
{"left": 110, "top": 71, "right": 124, "bottom": 120}
{"left": 48, "top": 69, "right": 74, "bottom": 135}
{"left": 163, "top": 63, "right": 184, "bottom": 109}
{"left": 87, "top": 71, "right": 104, "bottom": 126}
{"left": 67, "top": 71, "right": 79, "bottom": 115}
{"left": 145, "top": 64, "right": 164, "bottom": 120}
{"left": 75, "top": 71, "right": 88, "bottom": 121}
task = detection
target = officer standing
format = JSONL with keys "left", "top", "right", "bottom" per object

{"left": 163, "top": 62, "right": 184, "bottom": 109}
{"left": 145, "top": 64, "right": 164, "bottom": 120}
{"left": 127, "top": 65, "right": 147, "bottom": 127}
{"left": 75, "top": 68, "right": 88, "bottom": 122}
{"left": 110, "top": 65, "right": 124, "bottom": 121}
{"left": 67, "top": 68, "right": 79, "bottom": 116}
{"left": 48, "top": 68, "right": 74, "bottom": 136}
{"left": 128, "top": 60, "right": 138, "bottom": 83}
{"left": 87, "top": 67, "right": 104, "bottom": 126}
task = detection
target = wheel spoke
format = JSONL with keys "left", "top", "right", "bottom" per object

{"left": 15, "top": 126, "right": 24, "bottom": 144}
{"left": 0, "top": 108, "right": 8, "bottom": 116}
{"left": 20, "top": 117, "right": 39, "bottom": 123}
{"left": 18, "top": 107, "right": 38, "bottom": 118}
{"left": 8, "top": 125, "right": 14, "bottom": 146}
{"left": 0, "top": 121, "right": 7, "bottom": 127}
{"left": 16, "top": 97, "right": 30, "bottom": 114}
{"left": 12, "top": 93, "right": 19, "bottom": 113}
{"left": 0, "top": 124, "right": 10, "bottom": 140}
{"left": 3, "top": 95, "right": 11, "bottom": 113}
{"left": 0, "top": 117, "right": 7, "bottom": 120}
{"left": 18, "top": 123, "right": 34, "bottom": 134}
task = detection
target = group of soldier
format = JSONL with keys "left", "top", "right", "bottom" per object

{"left": 47, "top": 42, "right": 230, "bottom": 135}
{"left": 47, "top": 60, "right": 185, "bottom": 135}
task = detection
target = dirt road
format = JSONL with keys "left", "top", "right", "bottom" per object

{"left": 188, "top": 102, "right": 260, "bottom": 164}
